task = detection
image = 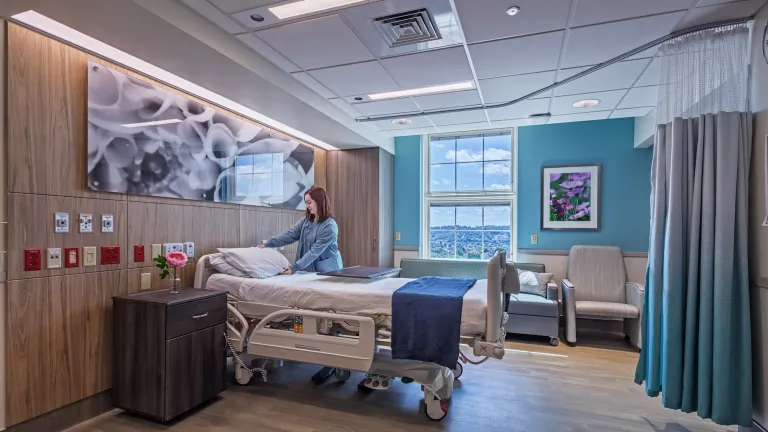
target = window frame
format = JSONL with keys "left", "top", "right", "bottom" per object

{"left": 420, "top": 128, "right": 518, "bottom": 261}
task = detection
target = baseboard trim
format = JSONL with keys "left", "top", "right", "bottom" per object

{"left": 754, "top": 419, "right": 768, "bottom": 432}
{"left": 6, "top": 391, "right": 112, "bottom": 432}
{"left": 394, "top": 246, "right": 419, "bottom": 251}
{"left": 517, "top": 249, "right": 648, "bottom": 258}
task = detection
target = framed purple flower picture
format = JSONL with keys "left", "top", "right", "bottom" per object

{"left": 541, "top": 164, "right": 600, "bottom": 230}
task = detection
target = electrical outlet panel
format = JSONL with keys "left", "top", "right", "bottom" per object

{"left": 163, "top": 243, "right": 183, "bottom": 255}
{"left": 133, "top": 245, "right": 145, "bottom": 263}
{"left": 531, "top": 234, "right": 538, "bottom": 245}
{"left": 46, "top": 248, "right": 62, "bottom": 269}
{"left": 151, "top": 244, "right": 162, "bottom": 259}
{"left": 79, "top": 214, "right": 93, "bottom": 233}
{"left": 101, "top": 214, "right": 114, "bottom": 233}
{"left": 83, "top": 247, "right": 97, "bottom": 267}
{"left": 140, "top": 273, "right": 151, "bottom": 291}
{"left": 55, "top": 212, "right": 70, "bottom": 233}
{"left": 64, "top": 248, "right": 79, "bottom": 268}
{"left": 395, "top": 232, "right": 400, "bottom": 241}
{"left": 184, "top": 242, "right": 195, "bottom": 258}
{"left": 24, "top": 249, "right": 42, "bottom": 271}
{"left": 101, "top": 246, "right": 120, "bottom": 265}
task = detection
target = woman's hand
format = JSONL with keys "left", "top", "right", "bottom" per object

{"left": 256, "top": 244, "right": 266, "bottom": 249}
{"left": 281, "top": 268, "right": 293, "bottom": 275}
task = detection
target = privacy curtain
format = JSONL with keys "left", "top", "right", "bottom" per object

{"left": 634, "top": 23, "right": 753, "bottom": 427}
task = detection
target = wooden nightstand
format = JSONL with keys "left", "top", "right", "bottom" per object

{"left": 113, "top": 288, "right": 227, "bottom": 421}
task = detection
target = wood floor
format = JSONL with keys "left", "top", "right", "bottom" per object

{"left": 65, "top": 331, "right": 735, "bottom": 432}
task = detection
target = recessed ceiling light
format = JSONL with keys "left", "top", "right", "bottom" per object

{"left": 269, "top": 0, "right": 366, "bottom": 20}
{"left": 250, "top": 14, "right": 265, "bottom": 22}
{"left": 369, "top": 81, "right": 475, "bottom": 101}
{"left": 123, "top": 119, "right": 183, "bottom": 128}
{"left": 506, "top": 6, "right": 521, "bottom": 16}
{"left": 572, "top": 99, "right": 600, "bottom": 108}
{"left": 392, "top": 119, "right": 412, "bottom": 126}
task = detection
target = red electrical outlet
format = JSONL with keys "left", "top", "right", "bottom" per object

{"left": 24, "top": 249, "right": 42, "bottom": 271}
{"left": 133, "top": 245, "right": 145, "bottom": 263}
{"left": 100, "top": 246, "right": 120, "bottom": 265}
{"left": 64, "top": 248, "right": 79, "bottom": 268}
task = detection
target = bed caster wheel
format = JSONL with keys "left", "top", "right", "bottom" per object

{"left": 425, "top": 395, "right": 448, "bottom": 421}
{"left": 549, "top": 337, "right": 559, "bottom": 347}
{"left": 453, "top": 362, "right": 463, "bottom": 379}
{"left": 334, "top": 368, "right": 351, "bottom": 383}
{"left": 234, "top": 364, "right": 252, "bottom": 386}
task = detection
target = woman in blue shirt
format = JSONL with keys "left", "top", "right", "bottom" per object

{"left": 259, "top": 187, "right": 343, "bottom": 275}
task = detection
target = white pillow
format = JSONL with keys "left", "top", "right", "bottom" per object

{"left": 208, "top": 253, "right": 249, "bottom": 277}
{"left": 517, "top": 270, "right": 554, "bottom": 297}
{"left": 217, "top": 247, "right": 291, "bottom": 279}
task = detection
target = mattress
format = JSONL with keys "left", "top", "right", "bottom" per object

{"left": 206, "top": 273, "right": 490, "bottom": 335}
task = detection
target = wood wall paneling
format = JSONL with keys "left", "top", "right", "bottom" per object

{"left": 378, "top": 149, "right": 394, "bottom": 267}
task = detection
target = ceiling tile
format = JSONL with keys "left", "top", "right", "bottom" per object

{"left": 437, "top": 122, "right": 492, "bottom": 133}
{"left": 490, "top": 118, "right": 529, "bottom": 128}
{"left": 328, "top": 98, "right": 362, "bottom": 117}
{"left": 390, "top": 127, "right": 440, "bottom": 136}
{"left": 255, "top": 15, "right": 374, "bottom": 70}
{"left": 379, "top": 47, "right": 473, "bottom": 88}
{"left": 572, "top": 0, "right": 692, "bottom": 27}
{"left": 454, "top": 0, "right": 570, "bottom": 44}
{"left": 412, "top": 90, "right": 482, "bottom": 111}
{"left": 469, "top": 31, "right": 564, "bottom": 79}
{"left": 372, "top": 116, "right": 434, "bottom": 131}
{"left": 209, "top": 0, "right": 283, "bottom": 14}
{"left": 291, "top": 72, "right": 337, "bottom": 98}
{"left": 485, "top": 98, "right": 551, "bottom": 121}
{"left": 556, "top": 59, "right": 652, "bottom": 96}
{"left": 563, "top": 12, "right": 686, "bottom": 68}
{"left": 626, "top": 47, "right": 659, "bottom": 61}
{"left": 183, "top": 0, "right": 247, "bottom": 33}
{"left": 309, "top": 61, "right": 400, "bottom": 96}
{"left": 610, "top": 107, "right": 654, "bottom": 118}
{"left": 676, "top": 0, "right": 764, "bottom": 29}
{"left": 550, "top": 89, "right": 628, "bottom": 115}
{"left": 428, "top": 109, "right": 488, "bottom": 126}
{"left": 236, "top": 33, "right": 301, "bottom": 72}
{"left": 635, "top": 58, "right": 661, "bottom": 87}
{"left": 479, "top": 71, "right": 555, "bottom": 104}
{"left": 353, "top": 98, "right": 420, "bottom": 116}
{"left": 548, "top": 111, "right": 612, "bottom": 124}
{"left": 617, "top": 86, "right": 658, "bottom": 109}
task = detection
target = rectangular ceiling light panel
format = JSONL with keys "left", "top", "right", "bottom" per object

{"left": 269, "top": 0, "right": 366, "bottom": 20}
{"left": 368, "top": 81, "right": 475, "bottom": 101}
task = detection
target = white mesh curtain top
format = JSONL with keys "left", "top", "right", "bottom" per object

{"left": 655, "top": 23, "right": 750, "bottom": 125}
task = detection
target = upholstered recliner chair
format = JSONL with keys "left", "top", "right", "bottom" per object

{"left": 562, "top": 245, "right": 644, "bottom": 348}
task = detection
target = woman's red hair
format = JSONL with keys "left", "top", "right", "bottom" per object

{"left": 305, "top": 187, "right": 333, "bottom": 223}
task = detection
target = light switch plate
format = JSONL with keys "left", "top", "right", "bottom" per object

{"left": 83, "top": 246, "right": 97, "bottom": 267}
{"left": 531, "top": 234, "right": 538, "bottom": 245}
{"left": 183, "top": 242, "right": 195, "bottom": 258}
{"left": 163, "top": 243, "right": 184, "bottom": 255}
{"left": 395, "top": 232, "right": 400, "bottom": 241}
{"left": 55, "top": 212, "right": 69, "bottom": 233}
{"left": 151, "top": 244, "right": 162, "bottom": 259}
{"left": 79, "top": 214, "right": 93, "bottom": 233}
{"left": 101, "top": 214, "right": 114, "bottom": 233}
{"left": 140, "top": 273, "right": 151, "bottom": 291}
{"left": 46, "top": 248, "right": 62, "bottom": 269}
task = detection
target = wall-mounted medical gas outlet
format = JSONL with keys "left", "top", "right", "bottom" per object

{"left": 184, "top": 242, "right": 195, "bottom": 258}
{"left": 151, "top": 244, "right": 162, "bottom": 259}
{"left": 83, "top": 246, "right": 97, "bottom": 267}
{"left": 134, "top": 245, "right": 145, "bottom": 263}
{"left": 101, "top": 246, "right": 120, "bottom": 265}
{"left": 79, "top": 214, "right": 93, "bottom": 233}
{"left": 46, "top": 248, "right": 62, "bottom": 269}
{"left": 24, "top": 249, "right": 42, "bottom": 271}
{"left": 163, "top": 243, "right": 183, "bottom": 255}
{"left": 55, "top": 212, "right": 70, "bottom": 233}
{"left": 101, "top": 214, "right": 114, "bottom": 233}
{"left": 64, "top": 247, "right": 79, "bottom": 268}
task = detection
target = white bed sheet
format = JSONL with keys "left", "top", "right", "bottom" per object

{"left": 206, "top": 273, "right": 489, "bottom": 335}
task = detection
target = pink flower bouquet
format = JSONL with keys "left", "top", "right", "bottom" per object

{"left": 153, "top": 251, "right": 188, "bottom": 293}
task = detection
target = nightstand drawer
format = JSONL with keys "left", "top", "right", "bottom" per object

{"left": 166, "top": 295, "right": 226, "bottom": 339}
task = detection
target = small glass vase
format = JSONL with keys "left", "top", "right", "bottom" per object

{"left": 169, "top": 268, "right": 181, "bottom": 294}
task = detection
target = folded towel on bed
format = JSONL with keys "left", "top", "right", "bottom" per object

{"left": 391, "top": 277, "right": 477, "bottom": 368}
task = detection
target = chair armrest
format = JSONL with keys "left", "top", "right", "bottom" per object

{"left": 625, "top": 282, "right": 644, "bottom": 309}
{"left": 561, "top": 279, "right": 576, "bottom": 343}
{"left": 546, "top": 281, "right": 558, "bottom": 301}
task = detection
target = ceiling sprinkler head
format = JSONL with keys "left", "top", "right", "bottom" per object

{"left": 506, "top": 6, "right": 521, "bottom": 16}
{"left": 392, "top": 118, "right": 412, "bottom": 126}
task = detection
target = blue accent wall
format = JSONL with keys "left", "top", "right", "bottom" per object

{"left": 517, "top": 118, "right": 652, "bottom": 252}
{"left": 394, "top": 135, "right": 422, "bottom": 247}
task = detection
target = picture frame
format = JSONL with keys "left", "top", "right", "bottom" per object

{"left": 541, "top": 164, "right": 600, "bottom": 230}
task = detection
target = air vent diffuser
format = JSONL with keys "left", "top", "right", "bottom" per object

{"left": 373, "top": 8, "right": 442, "bottom": 48}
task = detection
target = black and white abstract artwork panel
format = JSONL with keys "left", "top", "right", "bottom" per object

{"left": 86, "top": 61, "right": 315, "bottom": 210}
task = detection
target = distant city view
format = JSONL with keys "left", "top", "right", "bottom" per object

{"left": 429, "top": 205, "right": 511, "bottom": 259}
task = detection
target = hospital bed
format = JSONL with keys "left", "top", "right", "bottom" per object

{"left": 193, "top": 250, "right": 509, "bottom": 421}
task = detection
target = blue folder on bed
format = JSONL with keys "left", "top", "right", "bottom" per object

{"left": 391, "top": 276, "right": 477, "bottom": 368}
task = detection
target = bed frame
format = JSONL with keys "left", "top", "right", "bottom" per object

{"left": 193, "top": 250, "right": 508, "bottom": 421}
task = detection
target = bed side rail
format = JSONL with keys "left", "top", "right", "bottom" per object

{"left": 474, "top": 250, "right": 506, "bottom": 359}
{"left": 194, "top": 254, "right": 217, "bottom": 289}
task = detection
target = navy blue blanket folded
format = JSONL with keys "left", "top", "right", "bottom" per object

{"left": 391, "top": 276, "right": 477, "bottom": 368}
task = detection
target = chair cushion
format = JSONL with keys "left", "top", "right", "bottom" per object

{"left": 575, "top": 301, "right": 639, "bottom": 319}
{"left": 508, "top": 293, "right": 559, "bottom": 317}
{"left": 567, "top": 245, "right": 627, "bottom": 303}
{"left": 517, "top": 270, "right": 554, "bottom": 297}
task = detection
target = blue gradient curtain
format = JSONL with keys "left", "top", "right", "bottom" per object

{"left": 634, "top": 24, "right": 753, "bottom": 427}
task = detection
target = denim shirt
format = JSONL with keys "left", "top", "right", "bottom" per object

{"left": 265, "top": 217, "right": 343, "bottom": 273}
